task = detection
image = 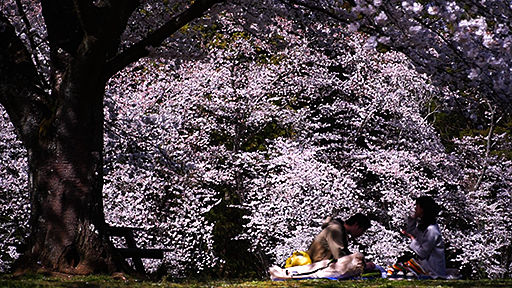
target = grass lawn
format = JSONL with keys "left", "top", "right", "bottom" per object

{"left": 1, "top": 274, "right": 512, "bottom": 288}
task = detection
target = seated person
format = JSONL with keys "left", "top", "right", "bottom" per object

{"left": 401, "top": 196, "right": 446, "bottom": 278}
{"left": 307, "top": 213, "right": 375, "bottom": 270}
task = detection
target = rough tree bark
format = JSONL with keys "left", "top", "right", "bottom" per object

{"left": 0, "top": 0, "right": 221, "bottom": 275}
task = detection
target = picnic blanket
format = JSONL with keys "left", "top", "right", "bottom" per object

{"left": 270, "top": 251, "right": 462, "bottom": 281}
{"left": 269, "top": 252, "right": 365, "bottom": 280}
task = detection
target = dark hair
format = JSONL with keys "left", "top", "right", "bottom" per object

{"left": 345, "top": 213, "right": 371, "bottom": 229}
{"left": 416, "top": 196, "right": 439, "bottom": 231}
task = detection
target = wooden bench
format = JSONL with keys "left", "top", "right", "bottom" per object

{"left": 107, "top": 226, "right": 168, "bottom": 274}
{"left": 7, "top": 226, "right": 168, "bottom": 274}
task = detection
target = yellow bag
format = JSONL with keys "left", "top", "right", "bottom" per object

{"left": 285, "top": 251, "right": 312, "bottom": 268}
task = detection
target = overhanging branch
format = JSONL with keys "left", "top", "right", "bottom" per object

{"left": 103, "top": 0, "right": 223, "bottom": 80}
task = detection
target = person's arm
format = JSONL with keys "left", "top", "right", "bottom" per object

{"left": 404, "top": 216, "right": 419, "bottom": 238}
{"left": 326, "top": 226, "right": 350, "bottom": 259}
{"left": 409, "top": 226, "right": 440, "bottom": 259}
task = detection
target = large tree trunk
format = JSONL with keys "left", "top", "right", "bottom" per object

{"left": 1, "top": 11, "right": 130, "bottom": 275}
{"left": 13, "top": 86, "right": 124, "bottom": 275}
{"left": 15, "top": 126, "right": 121, "bottom": 274}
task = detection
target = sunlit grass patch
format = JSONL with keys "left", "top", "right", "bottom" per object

{"left": 1, "top": 274, "right": 512, "bottom": 288}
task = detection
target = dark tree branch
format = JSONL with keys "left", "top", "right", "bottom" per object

{"left": 101, "top": 0, "right": 140, "bottom": 60}
{"left": 73, "top": 0, "right": 99, "bottom": 37}
{"left": 15, "top": 0, "right": 50, "bottom": 90}
{"left": 103, "top": 0, "right": 223, "bottom": 80}
{"left": 474, "top": 101, "right": 497, "bottom": 191}
{"left": 40, "top": 0, "right": 83, "bottom": 56}
{"left": 0, "top": 12, "right": 50, "bottom": 147}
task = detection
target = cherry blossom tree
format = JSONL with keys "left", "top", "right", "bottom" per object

{"left": 1, "top": 0, "right": 512, "bottom": 278}
{"left": 284, "top": 0, "right": 512, "bottom": 111}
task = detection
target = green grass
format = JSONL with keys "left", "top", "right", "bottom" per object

{"left": 1, "top": 274, "right": 511, "bottom": 288}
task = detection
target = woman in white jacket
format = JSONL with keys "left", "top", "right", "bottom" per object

{"left": 402, "top": 196, "right": 446, "bottom": 278}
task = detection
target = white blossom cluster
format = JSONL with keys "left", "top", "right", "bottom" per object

{"left": 346, "top": 0, "right": 512, "bottom": 110}
{"left": 0, "top": 108, "right": 29, "bottom": 272}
